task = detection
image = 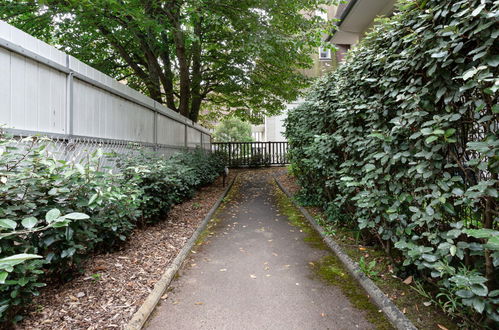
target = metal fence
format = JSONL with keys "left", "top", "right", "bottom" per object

{"left": 0, "top": 21, "right": 211, "bottom": 164}
{"left": 212, "top": 142, "right": 289, "bottom": 167}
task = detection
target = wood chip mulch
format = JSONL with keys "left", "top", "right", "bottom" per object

{"left": 17, "top": 172, "right": 237, "bottom": 330}
{"left": 276, "top": 169, "right": 301, "bottom": 196}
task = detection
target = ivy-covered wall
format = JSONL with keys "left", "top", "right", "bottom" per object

{"left": 285, "top": 0, "right": 498, "bottom": 325}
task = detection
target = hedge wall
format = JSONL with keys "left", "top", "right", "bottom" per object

{"left": 285, "top": 0, "right": 498, "bottom": 325}
{"left": 0, "top": 132, "right": 224, "bottom": 324}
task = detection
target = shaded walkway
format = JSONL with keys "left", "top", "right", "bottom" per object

{"left": 146, "top": 170, "right": 377, "bottom": 330}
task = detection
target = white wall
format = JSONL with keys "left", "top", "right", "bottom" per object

{"left": 252, "top": 100, "right": 302, "bottom": 142}
{"left": 0, "top": 20, "right": 210, "bottom": 150}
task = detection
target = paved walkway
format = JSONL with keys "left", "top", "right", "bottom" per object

{"left": 146, "top": 170, "right": 375, "bottom": 330}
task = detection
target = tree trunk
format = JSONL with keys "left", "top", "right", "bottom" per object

{"left": 189, "top": 15, "right": 203, "bottom": 122}
{"left": 159, "top": 34, "right": 177, "bottom": 111}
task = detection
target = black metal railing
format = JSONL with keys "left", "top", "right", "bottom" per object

{"left": 212, "top": 141, "right": 289, "bottom": 167}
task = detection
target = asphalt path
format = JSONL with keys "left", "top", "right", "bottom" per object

{"left": 146, "top": 170, "right": 374, "bottom": 330}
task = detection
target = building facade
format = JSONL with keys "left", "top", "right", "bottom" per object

{"left": 252, "top": 0, "right": 396, "bottom": 142}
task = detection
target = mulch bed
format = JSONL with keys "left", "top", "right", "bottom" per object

{"left": 17, "top": 172, "right": 237, "bottom": 330}
{"left": 275, "top": 170, "right": 300, "bottom": 196}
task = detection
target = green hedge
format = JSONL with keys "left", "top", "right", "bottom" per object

{"left": 0, "top": 132, "right": 224, "bottom": 324}
{"left": 285, "top": 0, "right": 498, "bottom": 326}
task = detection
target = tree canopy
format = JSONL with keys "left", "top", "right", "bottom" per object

{"left": 212, "top": 117, "right": 253, "bottom": 142}
{"left": 1, "top": 0, "right": 335, "bottom": 123}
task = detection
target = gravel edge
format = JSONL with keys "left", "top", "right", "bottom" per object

{"left": 274, "top": 177, "right": 418, "bottom": 330}
{"left": 125, "top": 175, "right": 238, "bottom": 330}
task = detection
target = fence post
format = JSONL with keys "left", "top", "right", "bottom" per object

{"left": 153, "top": 112, "right": 158, "bottom": 151}
{"left": 65, "top": 55, "right": 74, "bottom": 136}
{"left": 64, "top": 55, "right": 74, "bottom": 162}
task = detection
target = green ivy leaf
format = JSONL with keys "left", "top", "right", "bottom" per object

{"left": 425, "top": 136, "right": 438, "bottom": 144}
{"left": 45, "top": 209, "right": 61, "bottom": 223}
{"left": 0, "top": 219, "right": 17, "bottom": 230}
{"left": 63, "top": 213, "right": 90, "bottom": 220}
{"left": 471, "top": 284, "right": 488, "bottom": 297}
{"left": 21, "top": 217, "right": 38, "bottom": 229}
{"left": 0, "top": 272, "right": 8, "bottom": 284}
{"left": 431, "top": 51, "right": 448, "bottom": 58}
{"left": 0, "top": 254, "right": 42, "bottom": 271}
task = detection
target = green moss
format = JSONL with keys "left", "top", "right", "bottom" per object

{"left": 273, "top": 184, "right": 328, "bottom": 250}
{"left": 272, "top": 182, "right": 393, "bottom": 329}
{"left": 296, "top": 200, "right": 458, "bottom": 329}
{"left": 312, "top": 255, "right": 393, "bottom": 330}
{"left": 195, "top": 176, "right": 241, "bottom": 247}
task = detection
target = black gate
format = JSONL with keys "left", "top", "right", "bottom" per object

{"left": 212, "top": 142, "right": 289, "bottom": 167}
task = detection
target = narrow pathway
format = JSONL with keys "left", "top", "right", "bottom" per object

{"left": 146, "top": 170, "right": 376, "bottom": 330}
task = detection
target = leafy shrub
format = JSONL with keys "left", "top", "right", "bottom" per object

{"left": 116, "top": 148, "right": 225, "bottom": 222}
{"left": 248, "top": 152, "right": 271, "bottom": 167}
{"left": 0, "top": 132, "right": 223, "bottom": 324}
{"left": 285, "top": 0, "right": 498, "bottom": 326}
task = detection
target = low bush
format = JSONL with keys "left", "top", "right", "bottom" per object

{"left": 0, "top": 132, "right": 224, "bottom": 324}
{"left": 285, "top": 0, "right": 498, "bottom": 326}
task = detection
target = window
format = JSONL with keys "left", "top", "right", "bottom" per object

{"left": 319, "top": 47, "right": 331, "bottom": 60}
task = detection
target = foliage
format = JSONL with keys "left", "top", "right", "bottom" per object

{"left": 116, "top": 148, "right": 225, "bottom": 222}
{"left": 213, "top": 117, "right": 253, "bottom": 143}
{"left": 1, "top": 0, "right": 337, "bottom": 123}
{"left": 358, "top": 257, "right": 378, "bottom": 279}
{"left": 248, "top": 152, "right": 271, "bottom": 168}
{"left": 0, "top": 131, "right": 224, "bottom": 324}
{"left": 285, "top": 0, "right": 498, "bottom": 326}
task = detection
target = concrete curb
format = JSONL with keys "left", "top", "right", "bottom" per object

{"left": 125, "top": 175, "right": 238, "bottom": 330}
{"left": 274, "top": 177, "right": 417, "bottom": 330}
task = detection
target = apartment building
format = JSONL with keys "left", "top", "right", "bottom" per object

{"left": 253, "top": 0, "right": 396, "bottom": 142}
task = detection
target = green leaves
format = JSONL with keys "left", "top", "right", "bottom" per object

{"left": 431, "top": 50, "right": 448, "bottom": 58}
{"left": 3, "top": 0, "right": 334, "bottom": 123}
{"left": 45, "top": 209, "right": 61, "bottom": 223}
{"left": 471, "top": 4, "right": 486, "bottom": 16}
{"left": 63, "top": 213, "right": 90, "bottom": 220}
{"left": 0, "top": 130, "right": 224, "bottom": 323}
{"left": 285, "top": 0, "right": 498, "bottom": 324}
{"left": 21, "top": 217, "right": 37, "bottom": 229}
{"left": 0, "top": 219, "right": 17, "bottom": 230}
{"left": 0, "top": 254, "right": 42, "bottom": 271}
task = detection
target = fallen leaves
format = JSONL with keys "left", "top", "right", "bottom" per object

{"left": 402, "top": 276, "right": 413, "bottom": 285}
{"left": 18, "top": 173, "right": 235, "bottom": 330}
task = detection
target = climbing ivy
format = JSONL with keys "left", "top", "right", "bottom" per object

{"left": 285, "top": 0, "right": 498, "bottom": 325}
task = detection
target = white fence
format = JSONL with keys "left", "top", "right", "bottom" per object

{"left": 0, "top": 20, "right": 211, "bottom": 160}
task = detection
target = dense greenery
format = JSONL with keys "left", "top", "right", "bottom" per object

{"left": 213, "top": 117, "right": 253, "bottom": 142}
{"left": 0, "top": 132, "right": 224, "bottom": 324}
{"left": 285, "top": 0, "right": 498, "bottom": 326}
{"left": 1, "top": 0, "right": 335, "bottom": 123}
